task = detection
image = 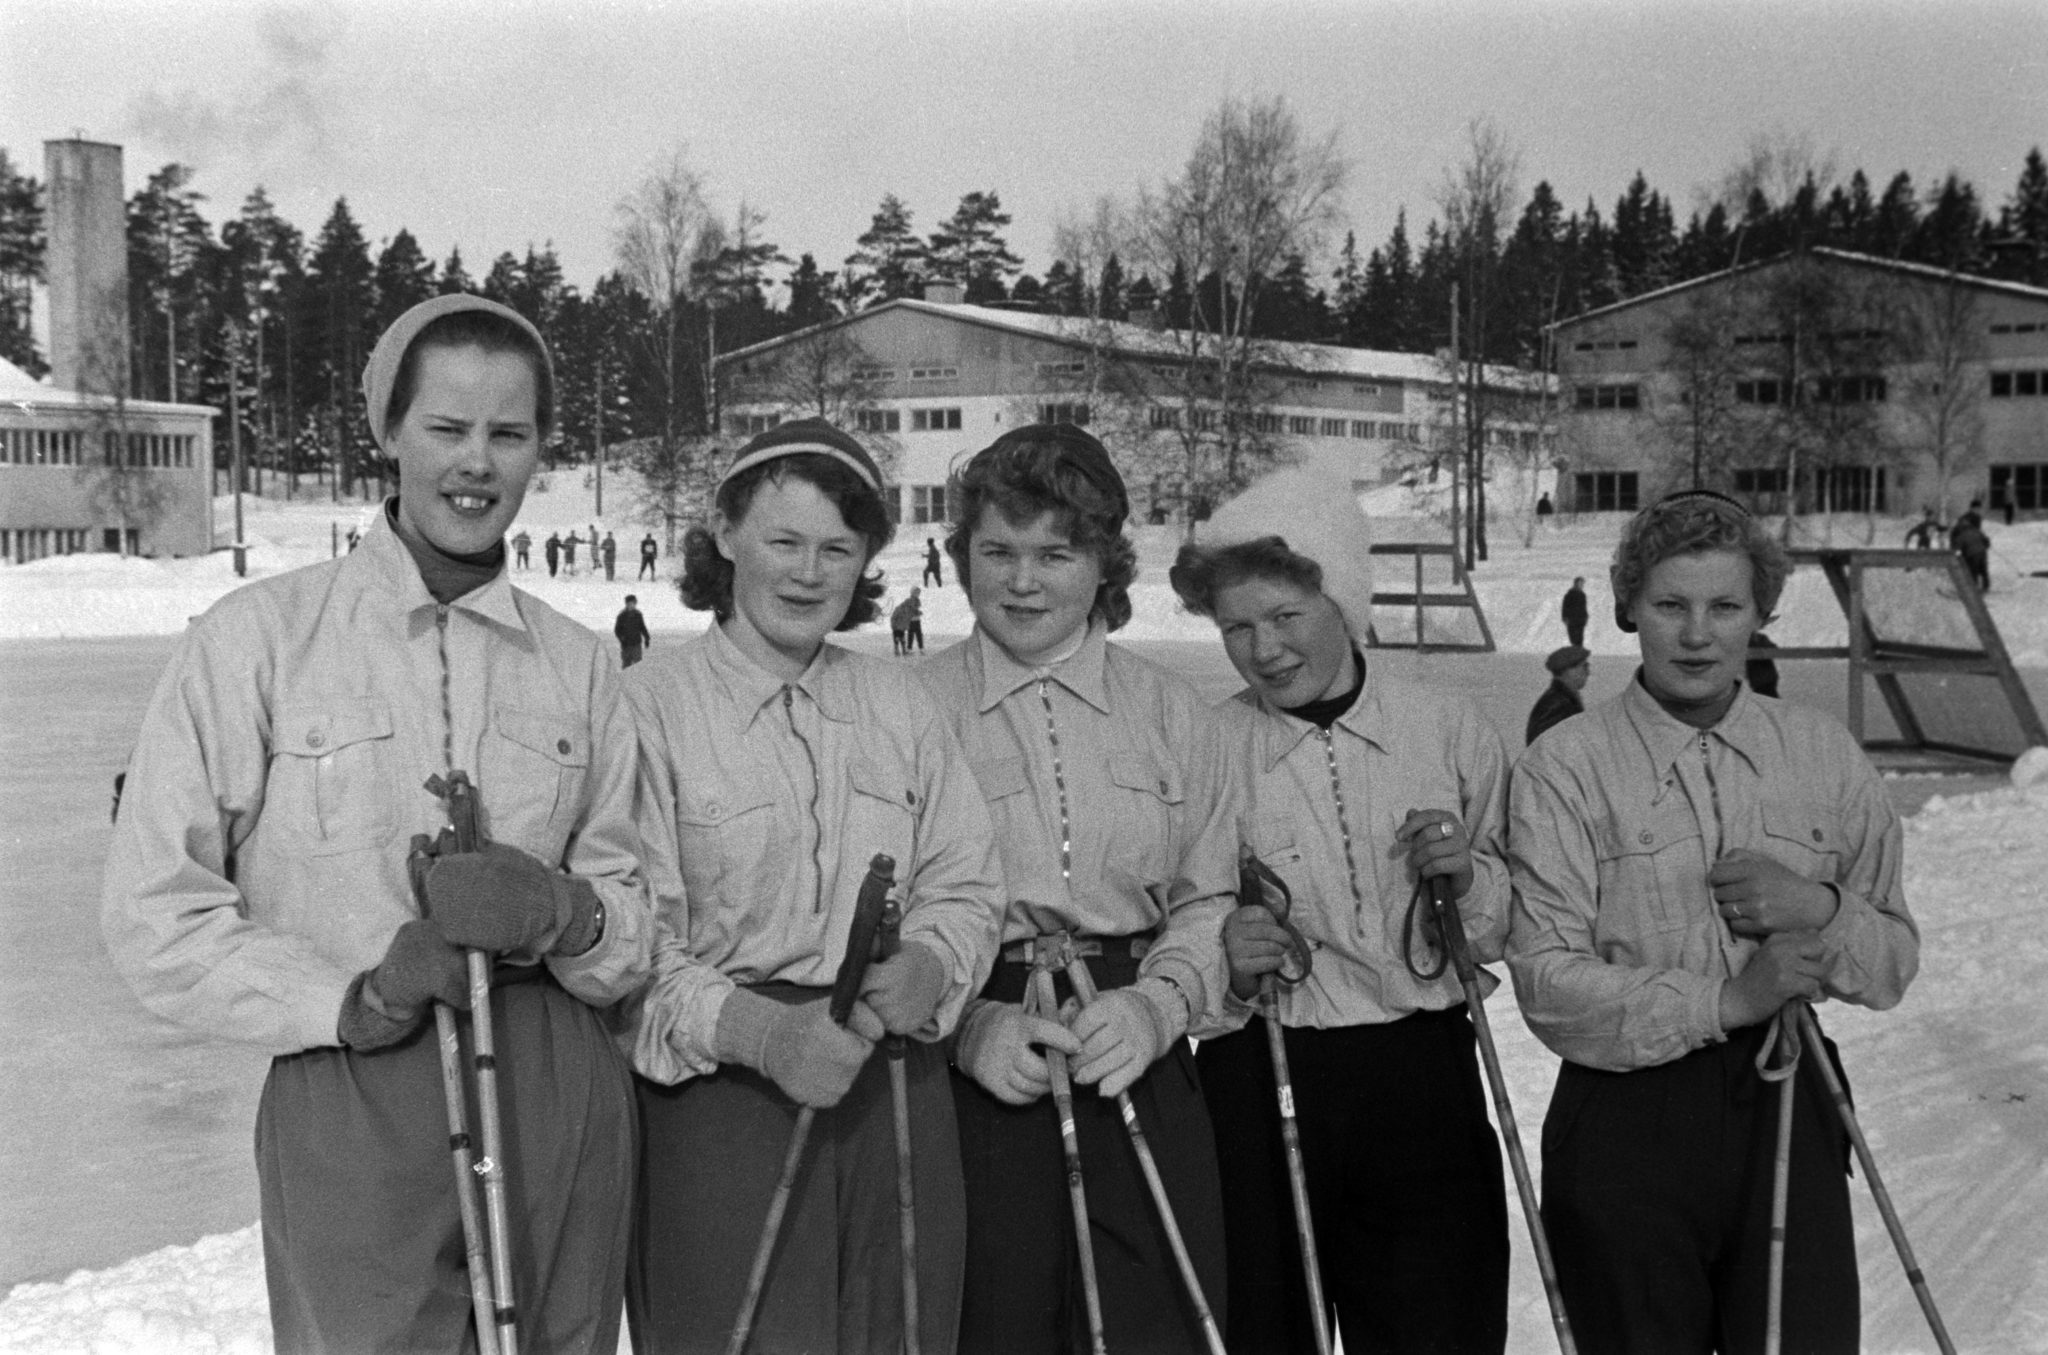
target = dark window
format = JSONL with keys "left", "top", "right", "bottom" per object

{"left": 1992, "top": 371, "right": 2014, "bottom": 397}
{"left": 1038, "top": 402, "right": 1091, "bottom": 426}
{"left": 1574, "top": 383, "right": 1640, "bottom": 411}
{"left": 911, "top": 407, "right": 962, "bottom": 431}
{"left": 2021, "top": 371, "right": 2042, "bottom": 397}
{"left": 1991, "top": 463, "right": 2046, "bottom": 511}
{"left": 855, "top": 409, "right": 901, "bottom": 433}
{"left": 1813, "top": 375, "right": 1887, "bottom": 404}
{"left": 1573, "top": 471, "right": 1640, "bottom": 512}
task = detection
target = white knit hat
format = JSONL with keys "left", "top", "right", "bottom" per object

{"left": 1199, "top": 469, "right": 1375, "bottom": 637}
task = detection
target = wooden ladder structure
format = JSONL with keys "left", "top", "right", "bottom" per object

{"left": 1364, "top": 542, "right": 1496, "bottom": 654}
{"left": 1773, "top": 547, "right": 2046, "bottom": 770}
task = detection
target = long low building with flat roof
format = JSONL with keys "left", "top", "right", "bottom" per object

{"left": 714, "top": 289, "right": 1555, "bottom": 527}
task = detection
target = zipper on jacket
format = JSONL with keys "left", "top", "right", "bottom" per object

{"left": 436, "top": 605, "right": 453, "bottom": 773}
{"left": 1698, "top": 729, "right": 1725, "bottom": 859}
{"left": 1035, "top": 677, "right": 1073, "bottom": 886}
{"left": 1316, "top": 728, "right": 1366, "bottom": 918}
{"left": 784, "top": 686, "right": 826, "bottom": 914}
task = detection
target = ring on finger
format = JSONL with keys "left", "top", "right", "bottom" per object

{"left": 1439, "top": 821, "right": 1454, "bottom": 840}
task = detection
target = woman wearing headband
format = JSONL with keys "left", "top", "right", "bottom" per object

{"left": 103, "top": 294, "right": 651, "bottom": 1352}
{"left": 1170, "top": 470, "right": 1512, "bottom": 1354}
{"left": 920, "top": 423, "right": 1236, "bottom": 1353}
{"left": 1505, "top": 491, "right": 1920, "bottom": 1353}
{"left": 623, "top": 418, "right": 1002, "bottom": 1353}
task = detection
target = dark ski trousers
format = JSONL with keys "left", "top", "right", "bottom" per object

{"left": 954, "top": 950, "right": 1227, "bottom": 1355}
{"left": 627, "top": 983, "right": 967, "bottom": 1355}
{"left": 1198, "top": 1005, "right": 1509, "bottom": 1355}
{"left": 257, "top": 967, "right": 635, "bottom": 1355}
{"left": 1541, "top": 1020, "right": 1858, "bottom": 1355}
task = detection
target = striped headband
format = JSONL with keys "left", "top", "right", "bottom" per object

{"left": 717, "top": 440, "right": 882, "bottom": 494}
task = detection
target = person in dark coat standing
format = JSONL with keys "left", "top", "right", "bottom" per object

{"left": 892, "top": 587, "right": 925, "bottom": 654}
{"left": 1526, "top": 644, "right": 1591, "bottom": 746}
{"left": 602, "top": 532, "right": 618, "bottom": 581}
{"left": 614, "top": 594, "right": 652, "bottom": 668}
{"left": 545, "top": 531, "right": 562, "bottom": 577}
{"left": 1953, "top": 517, "right": 1992, "bottom": 592}
{"left": 639, "top": 533, "right": 659, "bottom": 580}
{"left": 1561, "top": 576, "right": 1589, "bottom": 648}
{"left": 923, "top": 536, "right": 945, "bottom": 588}
{"left": 513, "top": 529, "right": 532, "bottom": 570}
{"left": 1536, "top": 491, "right": 1555, "bottom": 525}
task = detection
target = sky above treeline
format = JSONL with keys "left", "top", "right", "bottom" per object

{"left": 3, "top": 0, "right": 2043, "bottom": 294}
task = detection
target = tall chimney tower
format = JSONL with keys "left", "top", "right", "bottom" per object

{"left": 44, "top": 138, "right": 128, "bottom": 396}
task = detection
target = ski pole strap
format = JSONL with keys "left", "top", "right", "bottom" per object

{"left": 1754, "top": 1009, "right": 1804, "bottom": 1083}
{"left": 1239, "top": 850, "right": 1312, "bottom": 984}
{"left": 1402, "top": 876, "right": 1449, "bottom": 982}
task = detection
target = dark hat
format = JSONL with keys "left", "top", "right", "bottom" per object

{"left": 719, "top": 417, "right": 883, "bottom": 494}
{"left": 1546, "top": 645, "right": 1591, "bottom": 674}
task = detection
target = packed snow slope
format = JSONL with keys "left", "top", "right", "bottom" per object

{"left": 3, "top": 471, "right": 2044, "bottom": 1352}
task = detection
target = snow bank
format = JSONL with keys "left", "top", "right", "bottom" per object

{"left": 8, "top": 779, "right": 2043, "bottom": 1353}
{"left": 5, "top": 478, "right": 2046, "bottom": 664}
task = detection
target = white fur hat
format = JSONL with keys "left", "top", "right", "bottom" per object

{"left": 1199, "top": 469, "right": 1375, "bottom": 637}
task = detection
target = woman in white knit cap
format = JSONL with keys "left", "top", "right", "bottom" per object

{"left": 1169, "top": 470, "right": 1512, "bottom": 1354}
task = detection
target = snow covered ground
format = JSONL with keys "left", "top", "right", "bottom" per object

{"left": 3, "top": 473, "right": 2043, "bottom": 1353}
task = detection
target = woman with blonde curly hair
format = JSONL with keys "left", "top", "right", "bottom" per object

{"left": 1506, "top": 490, "right": 1920, "bottom": 1354}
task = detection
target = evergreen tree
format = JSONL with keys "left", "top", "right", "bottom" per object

{"left": 1867, "top": 172, "right": 1921, "bottom": 259}
{"left": 1911, "top": 173, "right": 1985, "bottom": 270}
{"left": 784, "top": 253, "right": 839, "bottom": 329}
{"left": 1331, "top": 230, "right": 1365, "bottom": 346}
{"left": 1097, "top": 253, "right": 1127, "bottom": 321}
{"left": 844, "top": 194, "right": 925, "bottom": 306}
{"left": 1258, "top": 253, "right": 1329, "bottom": 341}
{"left": 927, "top": 190, "right": 1022, "bottom": 303}
{"left": 0, "top": 149, "right": 42, "bottom": 373}
{"left": 1998, "top": 147, "right": 2048, "bottom": 284}
{"left": 307, "top": 198, "right": 377, "bottom": 493}
{"left": 127, "top": 164, "right": 215, "bottom": 403}
{"left": 438, "top": 246, "right": 475, "bottom": 294}
{"left": 373, "top": 228, "right": 436, "bottom": 331}
{"left": 1008, "top": 274, "right": 1045, "bottom": 309}
{"left": 1041, "top": 260, "right": 1083, "bottom": 315}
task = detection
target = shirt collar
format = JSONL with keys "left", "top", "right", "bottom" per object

{"left": 704, "top": 620, "right": 856, "bottom": 726}
{"left": 1244, "top": 659, "right": 1390, "bottom": 772}
{"left": 347, "top": 507, "right": 527, "bottom": 632}
{"left": 973, "top": 620, "right": 1112, "bottom": 715}
{"left": 1620, "top": 670, "right": 1766, "bottom": 778}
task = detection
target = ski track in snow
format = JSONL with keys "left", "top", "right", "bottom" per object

{"left": 4, "top": 480, "right": 2044, "bottom": 1352}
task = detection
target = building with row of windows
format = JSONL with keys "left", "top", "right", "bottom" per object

{"left": 0, "top": 356, "right": 215, "bottom": 562}
{"left": 1554, "top": 248, "right": 2048, "bottom": 516}
{"left": 715, "top": 289, "right": 1554, "bottom": 527}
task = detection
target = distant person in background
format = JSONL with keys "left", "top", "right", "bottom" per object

{"left": 1526, "top": 644, "right": 1591, "bottom": 746}
{"left": 1949, "top": 499, "right": 1985, "bottom": 548}
{"left": 615, "top": 594, "right": 652, "bottom": 668}
{"left": 1997, "top": 480, "right": 2016, "bottom": 526}
{"left": 1562, "top": 576, "right": 1589, "bottom": 648}
{"left": 892, "top": 586, "right": 925, "bottom": 654}
{"left": 346, "top": 525, "right": 362, "bottom": 553}
{"left": 563, "top": 530, "right": 580, "bottom": 575}
{"left": 923, "top": 536, "right": 944, "bottom": 588}
{"left": 602, "top": 531, "right": 618, "bottom": 581}
{"left": 1904, "top": 507, "right": 1944, "bottom": 550}
{"left": 1747, "top": 631, "right": 1781, "bottom": 698}
{"left": 513, "top": 528, "right": 532, "bottom": 570}
{"left": 639, "top": 532, "right": 659, "bottom": 580}
{"left": 1536, "top": 491, "right": 1555, "bottom": 525}
{"left": 1953, "top": 516, "right": 1992, "bottom": 592}
{"left": 546, "top": 531, "right": 562, "bottom": 576}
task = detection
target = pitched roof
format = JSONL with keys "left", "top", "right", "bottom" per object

{"left": 0, "top": 357, "right": 215, "bottom": 417}
{"left": 720, "top": 297, "right": 1549, "bottom": 392}
{"left": 1553, "top": 247, "right": 2048, "bottom": 331}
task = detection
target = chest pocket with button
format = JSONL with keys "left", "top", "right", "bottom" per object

{"left": 1105, "top": 749, "right": 1185, "bottom": 890}
{"left": 272, "top": 699, "right": 396, "bottom": 855}
{"left": 1593, "top": 799, "right": 1707, "bottom": 933}
{"left": 1756, "top": 798, "right": 1843, "bottom": 882}
{"left": 846, "top": 759, "right": 920, "bottom": 893}
{"left": 673, "top": 775, "right": 779, "bottom": 910}
{"left": 480, "top": 705, "right": 590, "bottom": 865}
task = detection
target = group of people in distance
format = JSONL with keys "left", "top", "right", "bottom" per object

{"left": 102, "top": 294, "right": 1919, "bottom": 1355}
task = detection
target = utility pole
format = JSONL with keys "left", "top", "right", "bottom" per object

{"left": 1448, "top": 283, "right": 1462, "bottom": 565}
{"left": 594, "top": 364, "right": 605, "bottom": 519}
{"left": 231, "top": 326, "right": 247, "bottom": 577}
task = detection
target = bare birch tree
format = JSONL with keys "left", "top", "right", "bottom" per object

{"left": 1891, "top": 275, "right": 1985, "bottom": 517}
{"left": 1438, "top": 116, "right": 1520, "bottom": 565}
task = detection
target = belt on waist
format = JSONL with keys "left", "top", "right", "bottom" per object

{"left": 998, "top": 932, "right": 1152, "bottom": 966}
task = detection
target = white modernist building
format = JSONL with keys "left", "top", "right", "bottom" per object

{"left": 714, "top": 292, "right": 1554, "bottom": 527}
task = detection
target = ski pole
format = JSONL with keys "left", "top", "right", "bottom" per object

{"left": 727, "top": 854, "right": 895, "bottom": 1355}
{"left": 410, "top": 834, "right": 500, "bottom": 1355}
{"left": 1754, "top": 1009, "right": 1803, "bottom": 1355}
{"left": 1063, "top": 954, "right": 1227, "bottom": 1355}
{"left": 1791, "top": 1002, "right": 1957, "bottom": 1355}
{"left": 427, "top": 772, "right": 519, "bottom": 1355}
{"left": 1030, "top": 956, "right": 1107, "bottom": 1355}
{"left": 1241, "top": 851, "right": 1332, "bottom": 1355}
{"left": 1425, "top": 876, "right": 1578, "bottom": 1355}
{"left": 876, "top": 891, "right": 921, "bottom": 1355}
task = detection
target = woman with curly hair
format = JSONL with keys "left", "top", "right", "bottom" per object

{"left": 1506, "top": 490, "right": 1920, "bottom": 1354}
{"left": 919, "top": 423, "right": 1238, "bottom": 1353}
{"left": 622, "top": 418, "right": 1003, "bottom": 1354}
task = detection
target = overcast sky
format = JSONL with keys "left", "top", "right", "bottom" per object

{"left": 4, "top": 0, "right": 2044, "bottom": 294}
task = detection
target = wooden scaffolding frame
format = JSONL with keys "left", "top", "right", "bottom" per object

{"left": 1772, "top": 547, "right": 2047, "bottom": 771}
{"left": 1364, "top": 542, "right": 1496, "bottom": 654}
